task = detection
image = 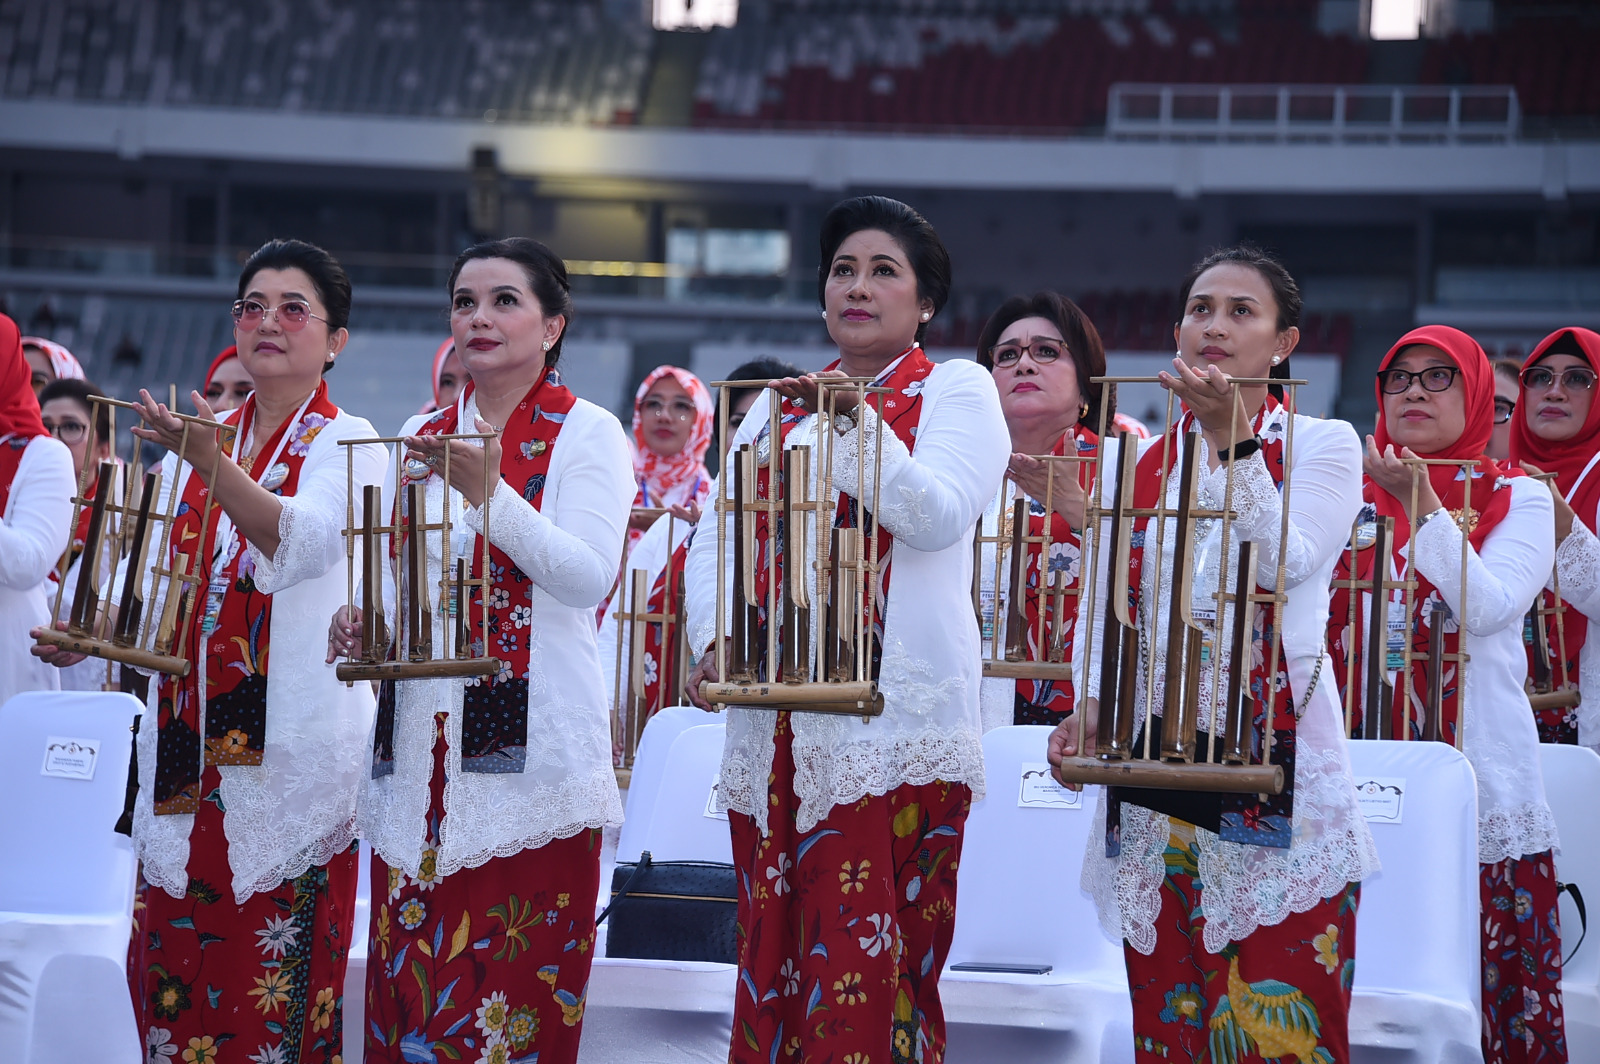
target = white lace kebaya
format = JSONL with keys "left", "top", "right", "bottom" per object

{"left": 1081, "top": 413, "right": 1382, "bottom": 956}
{"left": 1407, "top": 475, "right": 1560, "bottom": 866}
{"left": 130, "top": 405, "right": 386, "bottom": 902}
{"left": 358, "top": 393, "right": 634, "bottom": 881}
{"left": 0, "top": 434, "right": 72, "bottom": 707}
{"left": 1552, "top": 519, "right": 1600, "bottom": 751}
{"left": 684, "top": 356, "right": 1010, "bottom": 836}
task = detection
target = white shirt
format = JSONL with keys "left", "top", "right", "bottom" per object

{"left": 685, "top": 356, "right": 1010, "bottom": 835}
{"left": 0, "top": 435, "right": 73, "bottom": 707}
{"left": 1409, "top": 475, "right": 1559, "bottom": 865}
{"left": 131, "top": 404, "right": 387, "bottom": 902}
{"left": 1081, "top": 412, "right": 1382, "bottom": 955}
{"left": 1550, "top": 496, "right": 1600, "bottom": 752}
{"left": 359, "top": 394, "right": 634, "bottom": 880}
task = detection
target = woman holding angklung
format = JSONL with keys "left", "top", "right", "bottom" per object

{"left": 1349, "top": 325, "right": 1564, "bottom": 1062}
{"left": 1510, "top": 327, "right": 1600, "bottom": 749}
{"left": 33, "top": 239, "right": 385, "bottom": 1058}
{"left": 328, "top": 237, "right": 633, "bottom": 1063}
{"left": 974, "top": 292, "right": 1107, "bottom": 731}
{"left": 1049, "top": 245, "right": 1380, "bottom": 1064}
{"left": 684, "top": 195, "right": 1008, "bottom": 1063}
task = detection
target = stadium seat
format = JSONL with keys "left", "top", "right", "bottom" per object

{"left": 615, "top": 705, "right": 722, "bottom": 866}
{"left": 939, "top": 724, "right": 1134, "bottom": 1064}
{"left": 0, "top": 691, "right": 141, "bottom": 1061}
{"left": 587, "top": 722, "right": 735, "bottom": 1057}
{"left": 1540, "top": 743, "right": 1600, "bottom": 1064}
{"left": 1346, "top": 739, "right": 1482, "bottom": 1063}
{"left": 343, "top": 840, "right": 374, "bottom": 1056}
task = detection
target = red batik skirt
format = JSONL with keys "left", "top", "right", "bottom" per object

{"left": 1122, "top": 820, "right": 1359, "bottom": 1064}
{"left": 130, "top": 765, "right": 359, "bottom": 1064}
{"left": 727, "top": 713, "right": 972, "bottom": 1064}
{"left": 365, "top": 713, "right": 602, "bottom": 1064}
{"left": 1480, "top": 852, "right": 1568, "bottom": 1064}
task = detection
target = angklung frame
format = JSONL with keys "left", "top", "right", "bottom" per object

{"left": 1053, "top": 376, "right": 1306, "bottom": 795}
{"left": 697, "top": 377, "right": 892, "bottom": 719}
{"left": 36, "top": 391, "right": 225, "bottom": 679}
{"left": 333, "top": 433, "right": 502, "bottom": 683}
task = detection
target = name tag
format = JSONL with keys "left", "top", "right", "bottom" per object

{"left": 1386, "top": 600, "right": 1407, "bottom": 671}
{"left": 1018, "top": 763, "right": 1082, "bottom": 809}
{"left": 200, "top": 574, "right": 230, "bottom": 635}
{"left": 1354, "top": 776, "right": 1406, "bottom": 824}
{"left": 42, "top": 735, "right": 100, "bottom": 780}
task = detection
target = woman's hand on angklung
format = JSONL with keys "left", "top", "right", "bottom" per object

{"left": 769, "top": 369, "right": 860, "bottom": 418}
{"left": 1007, "top": 453, "right": 1087, "bottom": 531}
{"left": 407, "top": 416, "right": 501, "bottom": 508}
{"left": 327, "top": 605, "right": 363, "bottom": 664}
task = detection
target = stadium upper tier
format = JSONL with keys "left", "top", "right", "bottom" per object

{"left": 0, "top": 0, "right": 652, "bottom": 125}
{"left": 0, "top": 1, "right": 1592, "bottom": 134}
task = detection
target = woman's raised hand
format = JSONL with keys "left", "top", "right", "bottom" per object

{"left": 131, "top": 389, "right": 223, "bottom": 469}
{"left": 1007, "top": 453, "right": 1087, "bottom": 531}
{"left": 769, "top": 370, "right": 860, "bottom": 418}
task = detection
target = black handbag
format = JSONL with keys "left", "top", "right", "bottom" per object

{"left": 598, "top": 850, "right": 738, "bottom": 964}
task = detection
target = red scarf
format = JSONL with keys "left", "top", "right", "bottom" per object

{"left": 153, "top": 382, "right": 339, "bottom": 815}
{"left": 641, "top": 530, "right": 693, "bottom": 714}
{"left": 371, "top": 369, "right": 576, "bottom": 777}
{"left": 1352, "top": 325, "right": 1520, "bottom": 743}
{"left": 749, "top": 346, "right": 935, "bottom": 681}
{"left": 1509, "top": 326, "right": 1600, "bottom": 690}
{"left": 0, "top": 313, "right": 45, "bottom": 513}
{"left": 1010, "top": 424, "right": 1098, "bottom": 719}
{"left": 1113, "top": 396, "right": 1296, "bottom": 849}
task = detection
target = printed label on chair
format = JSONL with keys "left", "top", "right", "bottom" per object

{"left": 1353, "top": 776, "right": 1405, "bottom": 824}
{"left": 42, "top": 735, "right": 100, "bottom": 781}
{"left": 704, "top": 780, "right": 729, "bottom": 821}
{"left": 1019, "top": 763, "right": 1082, "bottom": 809}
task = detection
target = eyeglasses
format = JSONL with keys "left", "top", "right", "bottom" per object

{"left": 43, "top": 418, "right": 89, "bottom": 443}
{"left": 231, "top": 299, "right": 328, "bottom": 332}
{"left": 1522, "top": 366, "right": 1598, "bottom": 393}
{"left": 991, "top": 339, "right": 1068, "bottom": 368}
{"left": 1493, "top": 398, "right": 1516, "bottom": 425}
{"left": 1378, "top": 366, "right": 1461, "bottom": 395}
{"left": 642, "top": 397, "right": 698, "bottom": 421}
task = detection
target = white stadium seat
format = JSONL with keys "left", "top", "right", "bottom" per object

{"left": 1347, "top": 739, "right": 1482, "bottom": 1064}
{"left": 941, "top": 724, "right": 1134, "bottom": 1064}
{"left": 0, "top": 691, "right": 141, "bottom": 1064}
{"left": 343, "top": 840, "right": 374, "bottom": 1055}
{"left": 1540, "top": 743, "right": 1600, "bottom": 1064}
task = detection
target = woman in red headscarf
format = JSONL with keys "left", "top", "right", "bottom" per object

{"left": 418, "top": 338, "right": 464, "bottom": 415}
{"left": 626, "top": 365, "right": 712, "bottom": 548}
{"left": 201, "top": 344, "right": 255, "bottom": 412}
{"left": 1, "top": 315, "right": 75, "bottom": 706}
{"left": 1352, "top": 325, "right": 1565, "bottom": 1064}
{"left": 1510, "top": 327, "right": 1600, "bottom": 749}
{"left": 21, "top": 335, "right": 86, "bottom": 395}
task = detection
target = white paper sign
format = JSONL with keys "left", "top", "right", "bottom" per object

{"left": 1019, "top": 763, "right": 1082, "bottom": 809}
{"left": 1354, "top": 776, "right": 1406, "bottom": 824}
{"left": 704, "top": 780, "right": 729, "bottom": 821}
{"left": 42, "top": 736, "right": 100, "bottom": 781}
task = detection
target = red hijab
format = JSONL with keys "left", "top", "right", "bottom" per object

{"left": 203, "top": 345, "right": 239, "bottom": 390}
{"left": 1509, "top": 327, "right": 1600, "bottom": 526}
{"left": 1371, "top": 324, "right": 1519, "bottom": 552}
{"left": 0, "top": 313, "right": 45, "bottom": 440}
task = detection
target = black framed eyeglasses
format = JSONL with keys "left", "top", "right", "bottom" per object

{"left": 1493, "top": 398, "right": 1516, "bottom": 425}
{"left": 990, "top": 339, "right": 1068, "bottom": 368}
{"left": 42, "top": 418, "right": 89, "bottom": 443}
{"left": 1522, "top": 366, "right": 1598, "bottom": 393}
{"left": 1378, "top": 366, "right": 1461, "bottom": 395}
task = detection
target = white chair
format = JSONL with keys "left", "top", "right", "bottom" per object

{"left": 27, "top": 953, "right": 139, "bottom": 1064}
{"left": 616, "top": 705, "right": 721, "bottom": 865}
{"left": 0, "top": 691, "right": 141, "bottom": 1062}
{"left": 588, "top": 721, "right": 735, "bottom": 1053}
{"left": 343, "top": 840, "right": 373, "bottom": 1055}
{"left": 940, "top": 724, "right": 1133, "bottom": 1064}
{"left": 1540, "top": 743, "right": 1600, "bottom": 1064}
{"left": 1347, "top": 739, "right": 1482, "bottom": 1064}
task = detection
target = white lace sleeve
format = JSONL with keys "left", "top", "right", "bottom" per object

{"left": 0, "top": 437, "right": 73, "bottom": 589}
{"left": 1198, "top": 420, "right": 1362, "bottom": 592}
{"left": 465, "top": 473, "right": 627, "bottom": 611}
{"left": 1556, "top": 522, "right": 1600, "bottom": 617}
{"left": 831, "top": 367, "right": 1008, "bottom": 554}
{"left": 1411, "top": 479, "right": 1555, "bottom": 636}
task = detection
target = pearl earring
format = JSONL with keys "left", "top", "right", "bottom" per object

{"left": 821, "top": 310, "right": 828, "bottom": 319}
{"left": 1271, "top": 355, "right": 1281, "bottom": 365}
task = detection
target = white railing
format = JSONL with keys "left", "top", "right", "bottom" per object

{"left": 1106, "top": 84, "right": 1520, "bottom": 143}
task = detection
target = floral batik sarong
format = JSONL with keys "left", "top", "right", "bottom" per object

{"left": 1122, "top": 821, "right": 1359, "bottom": 1064}
{"left": 1480, "top": 851, "right": 1567, "bottom": 1064}
{"left": 365, "top": 714, "right": 602, "bottom": 1064}
{"left": 726, "top": 713, "right": 971, "bottom": 1064}
{"left": 131, "top": 765, "right": 358, "bottom": 1064}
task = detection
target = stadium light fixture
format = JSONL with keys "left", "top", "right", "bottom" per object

{"left": 653, "top": 0, "right": 737, "bottom": 31}
{"left": 1370, "top": 0, "right": 1423, "bottom": 40}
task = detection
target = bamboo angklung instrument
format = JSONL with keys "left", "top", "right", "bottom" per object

{"left": 36, "top": 395, "right": 224, "bottom": 677}
{"left": 334, "top": 432, "right": 501, "bottom": 682}
{"left": 609, "top": 513, "right": 692, "bottom": 782}
{"left": 700, "top": 378, "right": 888, "bottom": 717}
{"left": 1524, "top": 469, "right": 1582, "bottom": 715}
{"left": 1054, "top": 376, "right": 1306, "bottom": 794}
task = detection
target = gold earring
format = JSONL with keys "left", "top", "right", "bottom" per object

{"left": 1079, "top": 402, "right": 1089, "bottom": 419}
